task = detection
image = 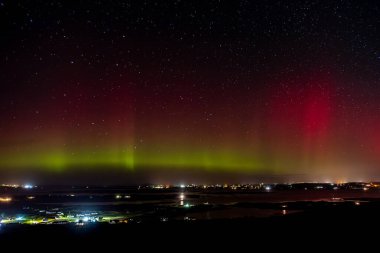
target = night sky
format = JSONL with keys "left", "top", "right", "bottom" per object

{"left": 1, "top": 0, "right": 380, "bottom": 184}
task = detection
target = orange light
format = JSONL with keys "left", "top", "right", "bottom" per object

{"left": 0, "top": 197, "right": 12, "bottom": 202}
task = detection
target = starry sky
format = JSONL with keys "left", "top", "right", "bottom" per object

{"left": 1, "top": 0, "right": 380, "bottom": 184}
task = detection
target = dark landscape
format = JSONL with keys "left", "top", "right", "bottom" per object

{"left": 1, "top": 182, "right": 380, "bottom": 241}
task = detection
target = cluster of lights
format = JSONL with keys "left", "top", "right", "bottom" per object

{"left": 147, "top": 183, "right": 273, "bottom": 190}
{"left": 138, "top": 182, "right": 380, "bottom": 191}
{"left": 0, "top": 197, "right": 12, "bottom": 202}
{"left": 151, "top": 185, "right": 170, "bottom": 189}
{"left": 1, "top": 184, "right": 20, "bottom": 188}
{"left": 0, "top": 212, "right": 130, "bottom": 225}
{"left": 0, "top": 183, "right": 35, "bottom": 189}
{"left": 115, "top": 194, "right": 131, "bottom": 199}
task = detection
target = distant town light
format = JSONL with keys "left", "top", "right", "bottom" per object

{"left": 180, "top": 184, "right": 185, "bottom": 188}
{"left": 1, "top": 184, "right": 20, "bottom": 188}
{"left": 23, "top": 184, "right": 33, "bottom": 189}
{"left": 265, "top": 186, "right": 271, "bottom": 191}
{"left": 0, "top": 197, "right": 12, "bottom": 202}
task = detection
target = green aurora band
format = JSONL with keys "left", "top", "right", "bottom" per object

{"left": 0, "top": 146, "right": 268, "bottom": 172}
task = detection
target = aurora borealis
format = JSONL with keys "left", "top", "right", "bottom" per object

{"left": 1, "top": 1, "right": 380, "bottom": 183}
